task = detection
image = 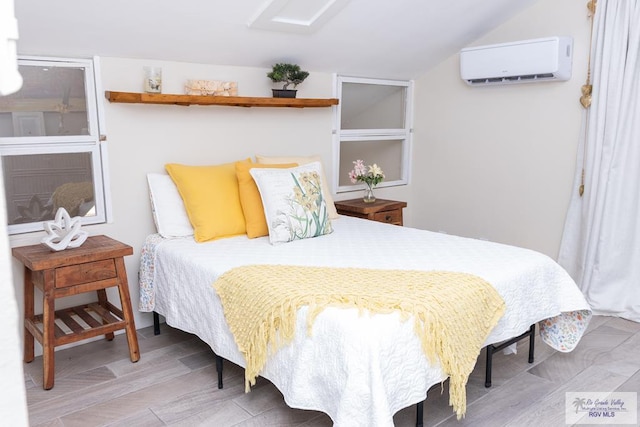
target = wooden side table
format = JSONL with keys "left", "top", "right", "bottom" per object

{"left": 335, "top": 199, "right": 407, "bottom": 226}
{"left": 12, "top": 235, "right": 140, "bottom": 390}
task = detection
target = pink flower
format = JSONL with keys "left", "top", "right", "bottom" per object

{"left": 353, "top": 159, "right": 367, "bottom": 176}
{"left": 347, "top": 159, "right": 385, "bottom": 187}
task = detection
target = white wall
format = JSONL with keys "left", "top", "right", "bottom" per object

{"left": 411, "top": 0, "right": 590, "bottom": 258}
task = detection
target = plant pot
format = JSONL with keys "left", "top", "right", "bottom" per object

{"left": 272, "top": 89, "right": 297, "bottom": 98}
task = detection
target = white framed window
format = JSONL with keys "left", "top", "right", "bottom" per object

{"left": 0, "top": 56, "right": 110, "bottom": 234}
{"left": 333, "top": 76, "right": 413, "bottom": 193}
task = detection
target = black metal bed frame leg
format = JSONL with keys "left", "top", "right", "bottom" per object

{"left": 152, "top": 311, "right": 225, "bottom": 390}
{"left": 485, "top": 323, "right": 536, "bottom": 388}
{"left": 415, "top": 400, "right": 424, "bottom": 427}
{"left": 153, "top": 311, "right": 161, "bottom": 335}
{"left": 528, "top": 323, "right": 535, "bottom": 363}
{"left": 485, "top": 345, "right": 494, "bottom": 387}
{"left": 216, "top": 355, "right": 224, "bottom": 389}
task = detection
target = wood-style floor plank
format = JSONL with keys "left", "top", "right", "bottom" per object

{"left": 443, "top": 371, "right": 554, "bottom": 427}
{"left": 24, "top": 316, "right": 639, "bottom": 427}
{"left": 505, "top": 365, "right": 630, "bottom": 427}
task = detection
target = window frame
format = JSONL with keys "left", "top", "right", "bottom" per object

{"left": 332, "top": 75, "right": 413, "bottom": 193}
{"left": 0, "top": 56, "right": 111, "bottom": 235}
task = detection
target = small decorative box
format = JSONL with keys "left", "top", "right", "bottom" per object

{"left": 185, "top": 80, "right": 238, "bottom": 96}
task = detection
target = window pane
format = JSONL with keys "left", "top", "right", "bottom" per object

{"left": 340, "top": 83, "right": 406, "bottom": 130}
{"left": 2, "top": 152, "right": 96, "bottom": 226}
{"left": 0, "top": 65, "right": 90, "bottom": 137}
{"left": 339, "top": 139, "right": 403, "bottom": 186}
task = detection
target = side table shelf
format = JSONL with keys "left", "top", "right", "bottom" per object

{"left": 13, "top": 235, "right": 140, "bottom": 390}
{"left": 27, "top": 302, "right": 128, "bottom": 348}
{"left": 105, "top": 91, "right": 339, "bottom": 108}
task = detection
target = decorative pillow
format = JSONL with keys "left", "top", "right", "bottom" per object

{"left": 165, "top": 159, "right": 250, "bottom": 242}
{"left": 250, "top": 162, "right": 333, "bottom": 244}
{"left": 235, "top": 161, "right": 298, "bottom": 239}
{"left": 146, "top": 173, "right": 194, "bottom": 238}
{"left": 255, "top": 154, "right": 338, "bottom": 220}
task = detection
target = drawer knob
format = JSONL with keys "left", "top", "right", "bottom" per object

{"left": 385, "top": 215, "right": 392, "bottom": 221}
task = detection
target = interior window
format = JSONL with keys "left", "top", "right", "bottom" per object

{"left": 0, "top": 56, "right": 109, "bottom": 234}
{"left": 334, "top": 76, "right": 413, "bottom": 192}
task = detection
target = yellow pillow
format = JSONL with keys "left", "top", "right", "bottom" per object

{"left": 166, "top": 159, "right": 250, "bottom": 242}
{"left": 236, "top": 162, "right": 297, "bottom": 238}
{"left": 255, "top": 154, "right": 338, "bottom": 219}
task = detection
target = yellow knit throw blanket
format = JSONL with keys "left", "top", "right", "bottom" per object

{"left": 213, "top": 265, "right": 505, "bottom": 418}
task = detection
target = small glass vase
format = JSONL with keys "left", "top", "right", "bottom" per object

{"left": 363, "top": 185, "right": 376, "bottom": 203}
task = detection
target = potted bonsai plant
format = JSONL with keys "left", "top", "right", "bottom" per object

{"left": 267, "top": 63, "right": 309, "bottom": 98}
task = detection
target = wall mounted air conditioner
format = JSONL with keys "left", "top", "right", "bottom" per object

{"left": 460, "top": 36, "right": 573, "bottom": 86}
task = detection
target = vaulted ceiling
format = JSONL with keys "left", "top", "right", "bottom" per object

{"left": 14, "top": 0, "right": 540, "bottom": 80}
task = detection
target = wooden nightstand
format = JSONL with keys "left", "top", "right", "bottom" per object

{"left": 12, "top": 235, "right": 140, "bottom": 390}
{"left": 334, "top": 199, "right": 407, "bottom": 226}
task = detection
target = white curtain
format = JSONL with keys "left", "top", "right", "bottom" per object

{"left": 558, "top": 0, "right": 640, "bottom": 322}
{"left": 0, "top": 0, "right": 22, "bottom": 95}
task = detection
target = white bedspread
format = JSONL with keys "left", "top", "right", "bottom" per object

{"left": 139, "top": 216, "right": 590, "bottom": 426}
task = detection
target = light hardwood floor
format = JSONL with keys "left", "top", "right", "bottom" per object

{"left": 24, "top": 315, "right": 640, "bottom": 427}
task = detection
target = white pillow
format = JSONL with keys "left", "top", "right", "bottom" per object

{"left": 255, "top": 154, "right": 338, "bottom": 220}
{"left": 146, "top": 173, "right": 193, "bottom": 238}
{"left": 250, "top": 162, "right": 333, "bottom": 244}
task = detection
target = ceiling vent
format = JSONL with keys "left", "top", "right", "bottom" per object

{"left": 248, "top": 0, "right": 350, "bottom": 34}
{"left": 460, "top": 37, "right": 573, "bottom": 86}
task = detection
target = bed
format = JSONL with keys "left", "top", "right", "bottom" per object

{"left": 139, "top": 213, "right": 591, "bottom": 426}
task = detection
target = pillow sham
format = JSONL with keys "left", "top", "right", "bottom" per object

{"left": 255, "top": 154, "right": 338, "bottom": 220}
{"left": 250, "top": 162, "right": 333, "bottom": 244}
{"left": 235, "top": 161, "right": 298, "bottom": 239}
{"left": 165, "top": 159, "right": 250, "bottom": 242}
{"left": 146, "top": 173, "right": 193, "bottom": 238}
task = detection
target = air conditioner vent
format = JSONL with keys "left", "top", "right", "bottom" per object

{"left": 460, "top": 37, "right": 573, "bottom": 86}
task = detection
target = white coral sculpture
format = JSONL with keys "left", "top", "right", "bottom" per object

{"left": 41, "top": 208, "right": 88, "bottom": 251}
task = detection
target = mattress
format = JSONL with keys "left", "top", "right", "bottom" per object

{"left": 139, "top": 216, "right": 590, "bottom": 426}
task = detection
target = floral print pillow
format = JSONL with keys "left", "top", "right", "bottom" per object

{"left": 250, "top": 162, "right": 333, "bottom": 244}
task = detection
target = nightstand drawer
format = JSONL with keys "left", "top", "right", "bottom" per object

{"left": 373, "top": 210, "right": 402, "bottom": 225}
{"left": 334, "top": 198, "right": 407, "bottom": 227}
{"left": 55, "top": 259, "right": 117, "bottom": 288}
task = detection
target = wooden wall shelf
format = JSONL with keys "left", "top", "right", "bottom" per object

{"left": 105, "top": 91, "right": 339, "bottom": 108}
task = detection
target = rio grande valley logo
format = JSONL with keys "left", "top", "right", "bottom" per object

{"left": 566, "top": 392, "right": 637, "bottom": 424}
